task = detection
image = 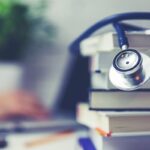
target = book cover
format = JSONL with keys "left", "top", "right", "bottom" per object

{"left": 90, "top": 129, "right": 150, "bottom": 150}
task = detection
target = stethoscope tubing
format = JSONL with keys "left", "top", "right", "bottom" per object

{"left": 70, "top": 12, "right": 150, "bottom": 55}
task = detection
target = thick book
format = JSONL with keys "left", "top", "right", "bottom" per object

{"left": 89, "top": 90, "right": 150, "bottom": 110}
{"left": 77, "top": 103, "right": 150, "bottom": 136}
{"left": 90, "top": 129, "right": 150, "bottom": 150}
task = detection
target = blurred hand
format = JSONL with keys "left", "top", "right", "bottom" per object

{"left": 0, "top": 91, "right": 49, "bottom": 120}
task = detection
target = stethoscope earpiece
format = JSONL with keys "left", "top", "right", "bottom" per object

{"left": 109, "top": 49, "right": 150, "bottom": 90}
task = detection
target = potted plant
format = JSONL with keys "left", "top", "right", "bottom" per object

{"left": 0, "top": 0, "right": 55, "bottom": 91}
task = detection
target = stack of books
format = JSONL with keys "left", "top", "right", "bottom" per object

{"left": 76, "top": 32, "right": 150, "bottom": 150}
{"left": 77, "top": 102, "right": 150, "bottom": 150}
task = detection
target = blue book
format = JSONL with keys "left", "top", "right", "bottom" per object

{"left": 78, "top": 137, "right": 96, "bottom": 150}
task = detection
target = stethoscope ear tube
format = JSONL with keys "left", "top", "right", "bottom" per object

{"left": 70, "top": 12, "right": 150, "bottom": 55}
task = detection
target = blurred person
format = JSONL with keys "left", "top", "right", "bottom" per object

{"left": 0, "top": 90, "right": 49, "bottom": 120}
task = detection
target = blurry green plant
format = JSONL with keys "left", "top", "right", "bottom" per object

{"left": 0, "top": 0, "right": 55, "bottom": 62}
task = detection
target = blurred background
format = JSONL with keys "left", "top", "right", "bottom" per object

{"left": 1, "top": 0, "right": 150, "bottom": 119}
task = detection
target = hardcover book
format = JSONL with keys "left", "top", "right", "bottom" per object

{"left": 89, "top": 90, "right": 150, "bottom": 110}
{"left": 77, "top": 103, "right": 150, "bottom": 136}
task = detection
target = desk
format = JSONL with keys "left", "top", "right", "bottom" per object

{"left": 0, "top": 116, "right": 86, "bottom": 150}
{"left": 4, "top": 131, "right": 78, "bottom": 150}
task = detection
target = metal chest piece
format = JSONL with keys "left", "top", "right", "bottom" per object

{"left": 109, "top": 49, "right": 150, "bottom": 91}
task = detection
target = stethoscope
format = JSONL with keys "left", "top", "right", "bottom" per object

{"left": 70, "top": 12, "right": 150, "bottom": 91}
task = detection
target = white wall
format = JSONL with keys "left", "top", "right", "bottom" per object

{"left": 47, "top": 0, "right": 150, "bottom": 45}
{"left": 22, "top": 0, "right": 150, "bottom": 47}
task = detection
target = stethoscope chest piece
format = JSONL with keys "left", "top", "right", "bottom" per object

{"left": 109, "top": 49, "right": 150, "bottom": 90}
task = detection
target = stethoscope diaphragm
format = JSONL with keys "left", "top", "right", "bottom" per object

{"left": 109, "top": 49, "right": 150, "bottom": 91}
